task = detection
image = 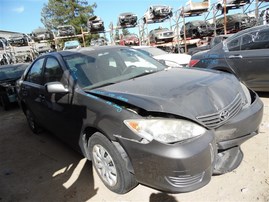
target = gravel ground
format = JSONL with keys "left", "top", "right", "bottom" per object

{"left": 0, "top": 93, "right": 268, "bottom": 202}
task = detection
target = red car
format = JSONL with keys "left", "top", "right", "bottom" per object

{"left": 119, "top": 34, "right": 140, "bottom": 46}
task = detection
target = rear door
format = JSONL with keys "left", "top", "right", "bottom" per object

{"left": 224, "top": 27, "right": 269, "bottom": 91}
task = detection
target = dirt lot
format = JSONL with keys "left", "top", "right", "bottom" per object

{"left": 1, "top": 93, "right": 269, "bottom": 202}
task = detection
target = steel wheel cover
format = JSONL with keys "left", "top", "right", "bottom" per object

{"left": 92, "top": 144, "right": 117, "bottom": 186}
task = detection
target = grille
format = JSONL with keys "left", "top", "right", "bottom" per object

{"left": 165, "top": 172, "right": 204, "bottom": 187}
{"left": 196, "top": 94, "right": 242, "bottom": 129}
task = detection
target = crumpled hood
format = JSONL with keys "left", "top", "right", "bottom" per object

{"left": 89, "top": 68, "right": 243, "bottom": 123}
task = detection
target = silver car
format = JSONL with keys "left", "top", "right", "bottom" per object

{"left": 143, "top": 5, "right": 173, "bottom": 24}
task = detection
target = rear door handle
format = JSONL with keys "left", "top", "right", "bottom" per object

{"left": 228, "top": 55, "right": 243, "bottom": 59}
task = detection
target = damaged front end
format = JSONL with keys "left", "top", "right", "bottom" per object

{"left": 84, "top": 69, "right": 263, "bottom": 192}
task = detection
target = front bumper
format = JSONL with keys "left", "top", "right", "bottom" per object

{"left": 117, "top": 131, "right": 216, "bottom": 193}
{"left": 114, "top": 92, "right": 263, "bottom": 193}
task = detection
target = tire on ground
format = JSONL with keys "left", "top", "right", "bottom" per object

{"left": 88, "top": 132, "right": 137, "bottom": 194}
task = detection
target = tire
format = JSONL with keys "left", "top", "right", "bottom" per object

{"left": 216, "top": 4, "right": 222, "bottom": 11}
{"left": 25, "top": 109, "right": 42, "bottom": 134}
{"left": 0, "top": 95, "right": 8, "bottom": 111}
{"left": 143, "top": 17, "right": 147, "bottom": 24}
{"left": 89, "top": 132, "right": 137, "bottom": 194}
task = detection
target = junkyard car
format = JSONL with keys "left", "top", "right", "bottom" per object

{"left": 189, "top": 25, "right": 269, "bottom": 92}
{"left": 0, "top": 63, "right": 29, "bottom": 110}
{"left": 143, "top": 5, "right": 173, "bottom": 23}
{"left": 90, "top": 38, "right": 108, "bottom": 46}
{"left": 57, "top": 25, "right": 76, "bottom": 36}
{"left": 215, "top": 13, "right": 256, "bottom": 34}
{"left": 132, "top": 46, "right": 191, "bottom": 67}
{"left": 149, "top": 27, "right": 174, "bottom": 43}
{"left": 8, "top": 34, "right": 31, "bottom": 47}
{"left": 63, "top": 40, "right": 81, "bottom": 50}
{"left": 31, "top": 28, "right": 53, "bottom": 42}
{"left": 180, "top": 20, "right": 214, "bottom": 39}
{"left": 216, "top": 0, "right": 250, "bottom": 13}
{"left": 119, "top": 34, "right": 140, "bottom": 46}
{"left": 87, "top": 16, "right": 105, "bottom": 33}
{"left": 118, "top": 12, "right": 138, "bottom": 28}
{"left": 182, "top": 0, "right": 210, "bottom": 16}
{"left": 17, "top": 46, "right": 263, "bottom": 194}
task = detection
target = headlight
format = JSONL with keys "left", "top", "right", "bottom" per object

{"left": 124, "top": 119, "right": 206, "bottom": 144}
{"left": 240, "top": 82, "right": 251, "bottom": 109}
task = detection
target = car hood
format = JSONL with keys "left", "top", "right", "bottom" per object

{"left": 154, "top": 53, "right": 191, "bottom": 65}
{"left": 88, "top": 68, "right": 242, "bottom": 123}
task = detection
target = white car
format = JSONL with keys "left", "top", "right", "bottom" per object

{"left": 143, "top": 5, "right": 173, "bottom": 24}
{"left": 132, "top": 46, "right": 191, "bottom": 67}
{"left": 216, "top": 0, "right": 250, "bottom": 13}
{"left": 182, "top": 0, "right": 209, "bottom": 16}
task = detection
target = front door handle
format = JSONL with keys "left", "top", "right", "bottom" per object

{"left": 39, "top": 94, "right": 45, "bottom": 102}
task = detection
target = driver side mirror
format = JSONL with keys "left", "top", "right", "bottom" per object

{"left": 45, "top": 82, "right": 69, "bottom": 93}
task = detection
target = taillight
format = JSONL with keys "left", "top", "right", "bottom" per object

{"left": 188, "top": 59, "right": 200, "bottom": 67}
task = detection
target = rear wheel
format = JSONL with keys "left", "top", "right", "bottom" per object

{"left": 25, "top": 109, "right": 42, "bottom": 134}
{"left": 0, "top": 95, "right": 8, "bottom": 111}
{"left": 89, "top": 132, "right": 137, "bottom": 194}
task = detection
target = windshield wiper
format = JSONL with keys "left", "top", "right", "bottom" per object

{"left": 131, "top": 70, "right": 157, "bottom": 79}
{"left": 84, "top": 82, "right": 117, "bottom": 90}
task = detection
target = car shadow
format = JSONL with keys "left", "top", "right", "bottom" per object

{"left": 149, "top": 192, "right": 178, "bottom": 202}
{"left": 0, "top": 109, "right": 98, "bottom": 201}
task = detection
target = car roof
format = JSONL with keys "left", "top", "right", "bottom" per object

{"left": 226, "top": 24, "right": 269, "bottom": 42}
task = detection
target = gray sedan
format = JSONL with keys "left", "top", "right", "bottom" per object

{"left": 189, "top": 25, "right": 269, "bottom": 92}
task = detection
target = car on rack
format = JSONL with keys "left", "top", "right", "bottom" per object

{"left": 143, "top": 5, "right": 173, "bottom": 24}
{"left": 57, "top": 25, "right": 76, "bottom": 37}
{"left": 63, "top": 40, "right": 81, "bottom": 50}
{"left": 87, "top": 16, "right": 105, "bottom": 33}
{"left": 119, "top": 34, "right": 140, "bottom": 46}
{"left": 90, "top": 38, "right": 108, "bottom": 46}
{"left": 215, "top": 13, "right": 256, "bottom": 34}
{"left": 132, "top": 46, "right": 191, "bottom": 67}
{"left": 189, "top": 25, "right": 269, "bottom": 92}
{"left": 180, "top": 20, "right": 214, "bottom": 39}
{"left": 31, "top": 28, "right": 54, "bottom": 42}
{"left": 216, "top": 0, "right": 250, "bottom": 13}
{"left": 118, "top": 12, "right": 138, "bottom": 28}
{"left": 8, "top": 34, "right": 31, "bottom": 47}
{"left": 0, "top": 63, "right": 29, "bottom": 110}
{"left": 16, "top": 45, "right": 263, "bottom": 194}
{"left": 182, "top": 0, "right": 210, "bottom": 16}
{"left": 149, "top": 27, "right": 174, "bottom": 44}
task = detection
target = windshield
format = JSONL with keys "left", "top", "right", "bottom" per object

{"left": 63, "top": 48, "right": 166, "bottom": 89}
{"left": 0, "top": 63, "right": 29, "bottom": 81}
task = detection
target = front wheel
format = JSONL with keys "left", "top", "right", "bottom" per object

{"left": 25, "top": 109, "right": 42, "bottom": 134}
{"left": 89, "top": 133, "right": 137, "bottom": 194}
